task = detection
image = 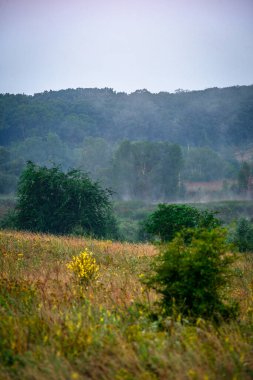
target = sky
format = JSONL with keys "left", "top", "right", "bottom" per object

{"left": 0, "top": 0, "right": 253, "bottom": 95}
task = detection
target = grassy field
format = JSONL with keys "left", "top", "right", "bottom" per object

{"left": 0, "top": 230, "right": 253, "bottom": 380}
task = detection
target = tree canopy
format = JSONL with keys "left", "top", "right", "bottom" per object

{"left": 144, "top": 204, "right": 221, "bottom": 242}
{"left": 15, "top": 162, "right": 118, "bottom": 238}
{"left": 110, "top": 141, "right": 183, "bottom": 200}
{"left": 0, "top": 85, "right": 252, "bottom": 198}
{"left": 1, "top": 86, "right": 253, "bottom": 148}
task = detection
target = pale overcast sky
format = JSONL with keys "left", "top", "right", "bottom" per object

{"left": 0, "top": 0, "right": 253, "bottom": 94}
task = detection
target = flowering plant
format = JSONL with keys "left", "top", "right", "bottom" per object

{"left": 66, "top": 249, "right": 99, "bottom": 285}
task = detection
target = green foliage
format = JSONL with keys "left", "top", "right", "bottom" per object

{"left": 111, "top": 140, "right": 183, "bottom": 200}
{"left": 183, "top": 147, "right": 238, "bottom": 181}
{"left": 232, "top": 218, "right": 253, "bottom": 252}
{"left": 77, "top": 137, "right": 114, "bottom": 180}
{"left": 1, "top": 86, "right": 252, "bottom": 200}
{"left": 113, "top": 200, "right": 155, "bottom": 242}
{"left": 144, "top": 204, "right": 220, "bottom": 242}
{"left": 0, "top": 146, "right": 23, "bottom": 194}
{"left": 146, "top": 228, "right": 238, "bottom": 321}
{"left": 237, "top": 162, "right": 252, "bottom": 194}
{"left": 15, "top": 162, "right": 118, "bottom": 238}
{"left": 1, "top": 86, "right": 253, "bottom": 148}
{"left": 13, "top": 133, "right": 70, "bottom": 169}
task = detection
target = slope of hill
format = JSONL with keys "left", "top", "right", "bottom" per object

{"left": 1, "top": 85, "right": 253, "bottom": 148}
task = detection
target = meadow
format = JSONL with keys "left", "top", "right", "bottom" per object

{"left": 0, "top": 230, "right": 253, "bottom": 380}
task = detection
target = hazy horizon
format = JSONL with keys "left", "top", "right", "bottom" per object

{"left": 1, "top": 0, "right": 253, "bottom": 95}
{"left": 1, "top": 84, "right": 253, "bottom": 97}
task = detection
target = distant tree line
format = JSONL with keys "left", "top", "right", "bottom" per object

{"left": 1, "top": 86, "right": 253, "bottom": 148}
{"left": 0, "top": 85, "right": 252, "bottom": 198}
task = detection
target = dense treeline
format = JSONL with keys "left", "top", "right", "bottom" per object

{"left": 0, "top": 85, "right": 252, "bottom": 198}
{"left": 1, "top": 86, "right": 253, "bottom": 147}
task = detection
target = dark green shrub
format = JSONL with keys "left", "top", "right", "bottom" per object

{"left": 146, "top": 228, "right": 238, "bottom": 321}
{"left": 144, "top": 204, "right": 220, "bottom": 242}
{"left": 15, "top": 162, "right": 118, "bottom": 238}
{"left": 233, "top": 218, "right": 253, "bottom": 252}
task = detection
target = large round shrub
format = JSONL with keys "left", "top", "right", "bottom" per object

{"left": 15, "top": 161, "right": 118, "bottom": 238}
{"left": 144, "top": 203, "right": 220, "bottom": 242}
{"left": 146, "top": 228, "right": 238, "bottom": 321}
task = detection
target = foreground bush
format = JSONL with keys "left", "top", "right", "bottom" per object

{"left": 146, "top": 228, "right": 238, "bottom": 321}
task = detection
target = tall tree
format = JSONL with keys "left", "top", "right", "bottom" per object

{"left": 111, "top": 141, "right": 183, "bottom": 201}
{"left": 238, "top": 162, "right": 251, "bottom": 194}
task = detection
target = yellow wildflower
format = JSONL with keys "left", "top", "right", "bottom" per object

{"left": 66, "top": 249, "right": 99, "bottom": 285}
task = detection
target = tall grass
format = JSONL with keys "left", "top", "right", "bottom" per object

{"left": 0, "top": 230, "right": 253, "bottom": 380}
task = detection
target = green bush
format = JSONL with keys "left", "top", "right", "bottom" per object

{"left": 144, "top": 204, "right": 220, "bottom": 242}
{"left": 14, "top": 161, "right": 118, "bottom": 238}
{"left": 233, "top": 218, "right": 253, "bottom": 252}
{"left": 146, "top": 228, "right": 238, "bottom": 321}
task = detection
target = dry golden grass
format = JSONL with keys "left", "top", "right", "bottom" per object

{"left": 0, "top": 230, "right": 158, "bottom": 309}
{"left": 1, "top": 230, "right": 253, "bottom": 380}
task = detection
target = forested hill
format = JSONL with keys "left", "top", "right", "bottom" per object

{"left": 1, "top": 85, "right": 253, "bottom": 149}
